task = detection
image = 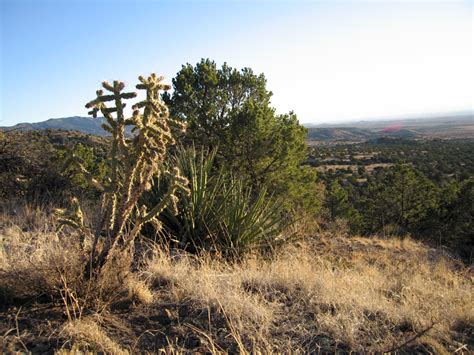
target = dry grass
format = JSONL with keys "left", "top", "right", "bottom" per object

{"left": 0, "top": 205, "right": 85, "bottom": 302}
{"left": 125, "top": 276, "right": 154, "bottom": 305}
{"left": 0, "top": 202, "right": 147, "bottom": 314}
{"left": 141, "top": 236, "right": 473, "bottom": 353}
{"left": 60, "top": 318, "right": 128, "bottom": 354}
{"left": 1, "top": 203, "right": 472, "bottom": 353}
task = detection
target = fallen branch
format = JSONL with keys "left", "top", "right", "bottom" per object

{"left": 385, "top": 323, "right": 435, "bottom": 353}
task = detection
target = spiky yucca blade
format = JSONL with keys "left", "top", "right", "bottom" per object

{"left": 143, "top": 146, "right": 287, "bottom": 257}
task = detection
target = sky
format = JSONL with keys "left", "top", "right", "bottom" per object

{"left": 0, "top": 0, "right": 473, "bottom": 126}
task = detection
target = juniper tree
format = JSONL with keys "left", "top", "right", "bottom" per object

{"left": 358, "top": 164, "right": 439, "bottom": 235}
{"left": 163, "top": 59, "right": 319, "bottom": 213}
{"left": 324, "top": 179, "right": 349, "bottom": 221}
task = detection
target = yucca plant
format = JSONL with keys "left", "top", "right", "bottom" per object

{"left": 218, "top": 181, "right": 285, "bottom": 254}
{"left": 143, "top": 146, "right": 290, "bottom": 257}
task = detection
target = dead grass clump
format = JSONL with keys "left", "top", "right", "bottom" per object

{"left": 60, "top": 318, "right": 128, "bottom": 354}
{"left": 125, "top": 276, "right": 154, "bottom": 305}
{"left": 0, "top": 224, "right": 85, "bottom": 302}
{"left": 141, "top": 236, "right": 472, "bottom": 352}
{"left": 144, "top": 248, "right": 274, "bottom": 350}
{"left": 0, "top": 201, "right": 56, "bottom": 233}
{"left": 0, "top": 212, "right": 152, "bottom": 313}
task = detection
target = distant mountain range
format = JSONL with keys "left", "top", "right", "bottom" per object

{"left": 305, "top": 114, "right": 474, "bottom": 141}
{"left": 1, "top": 113, "right": 473, "bottom": 141}
{"left": 306, "top": 126, "right": 418, "bottom": 141}
{"left": 0, "top": 116, "right": 111, "bottom": 136}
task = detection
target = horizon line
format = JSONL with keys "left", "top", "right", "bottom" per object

{"left": 1, "top": 109, "right": 473, "bottom": 129}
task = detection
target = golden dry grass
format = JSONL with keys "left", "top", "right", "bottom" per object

{"left": 1, "top": 203, "right": 473, "bottom": 353}
{"left": 141, "top": 236, "right": 473, "bottom": 353}
{"left": 60, "top": 318, "right": 128, "bottom": 354}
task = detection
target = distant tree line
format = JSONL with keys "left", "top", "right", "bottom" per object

{"left": 318, "top": 140, "right": 474, "bottom": 261}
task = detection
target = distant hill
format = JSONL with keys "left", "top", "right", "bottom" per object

{"left": 307, "top": 127, "right": 374, "bottom": 141}
{"left": 305, "top": 114, "right": 474, "bottom": 142}
{"left": 306, "top": 126, "right": 418, "bottom": 141}
{"left": 1, "top": 116, "right": 110, "bottom": 136}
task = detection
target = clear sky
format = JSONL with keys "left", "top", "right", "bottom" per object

{"left": 1, "top": 0, "right": 472, "bottom": 126}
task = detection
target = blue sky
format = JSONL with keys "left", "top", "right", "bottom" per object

{"left": 1, "top": 0, "right": 472, "bottom": 126}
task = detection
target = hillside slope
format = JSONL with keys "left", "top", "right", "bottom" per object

{"left": 1, "top": 205, "right": 472, "bottom": 354}
{"left": 1, "top": 116, "right": 109, "bottom": 136}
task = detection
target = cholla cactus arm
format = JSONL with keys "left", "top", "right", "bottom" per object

{"left": 55, "top": 197, "right": 88, "bottom": 248}
{"left": 85, "top": 81, "right": 136, "bottom": 185}
{"left": 139, "top": 168, "right": 190, "bottom": 224}
{"left": 75, "top": 160, "right": 106, "bottom": 192}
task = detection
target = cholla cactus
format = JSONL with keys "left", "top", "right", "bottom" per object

{"left": 56, "top": 197, "right": 85, "bottom": 232}
{"left": 59, "top": 74, "right": 189, "bottom": 266}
